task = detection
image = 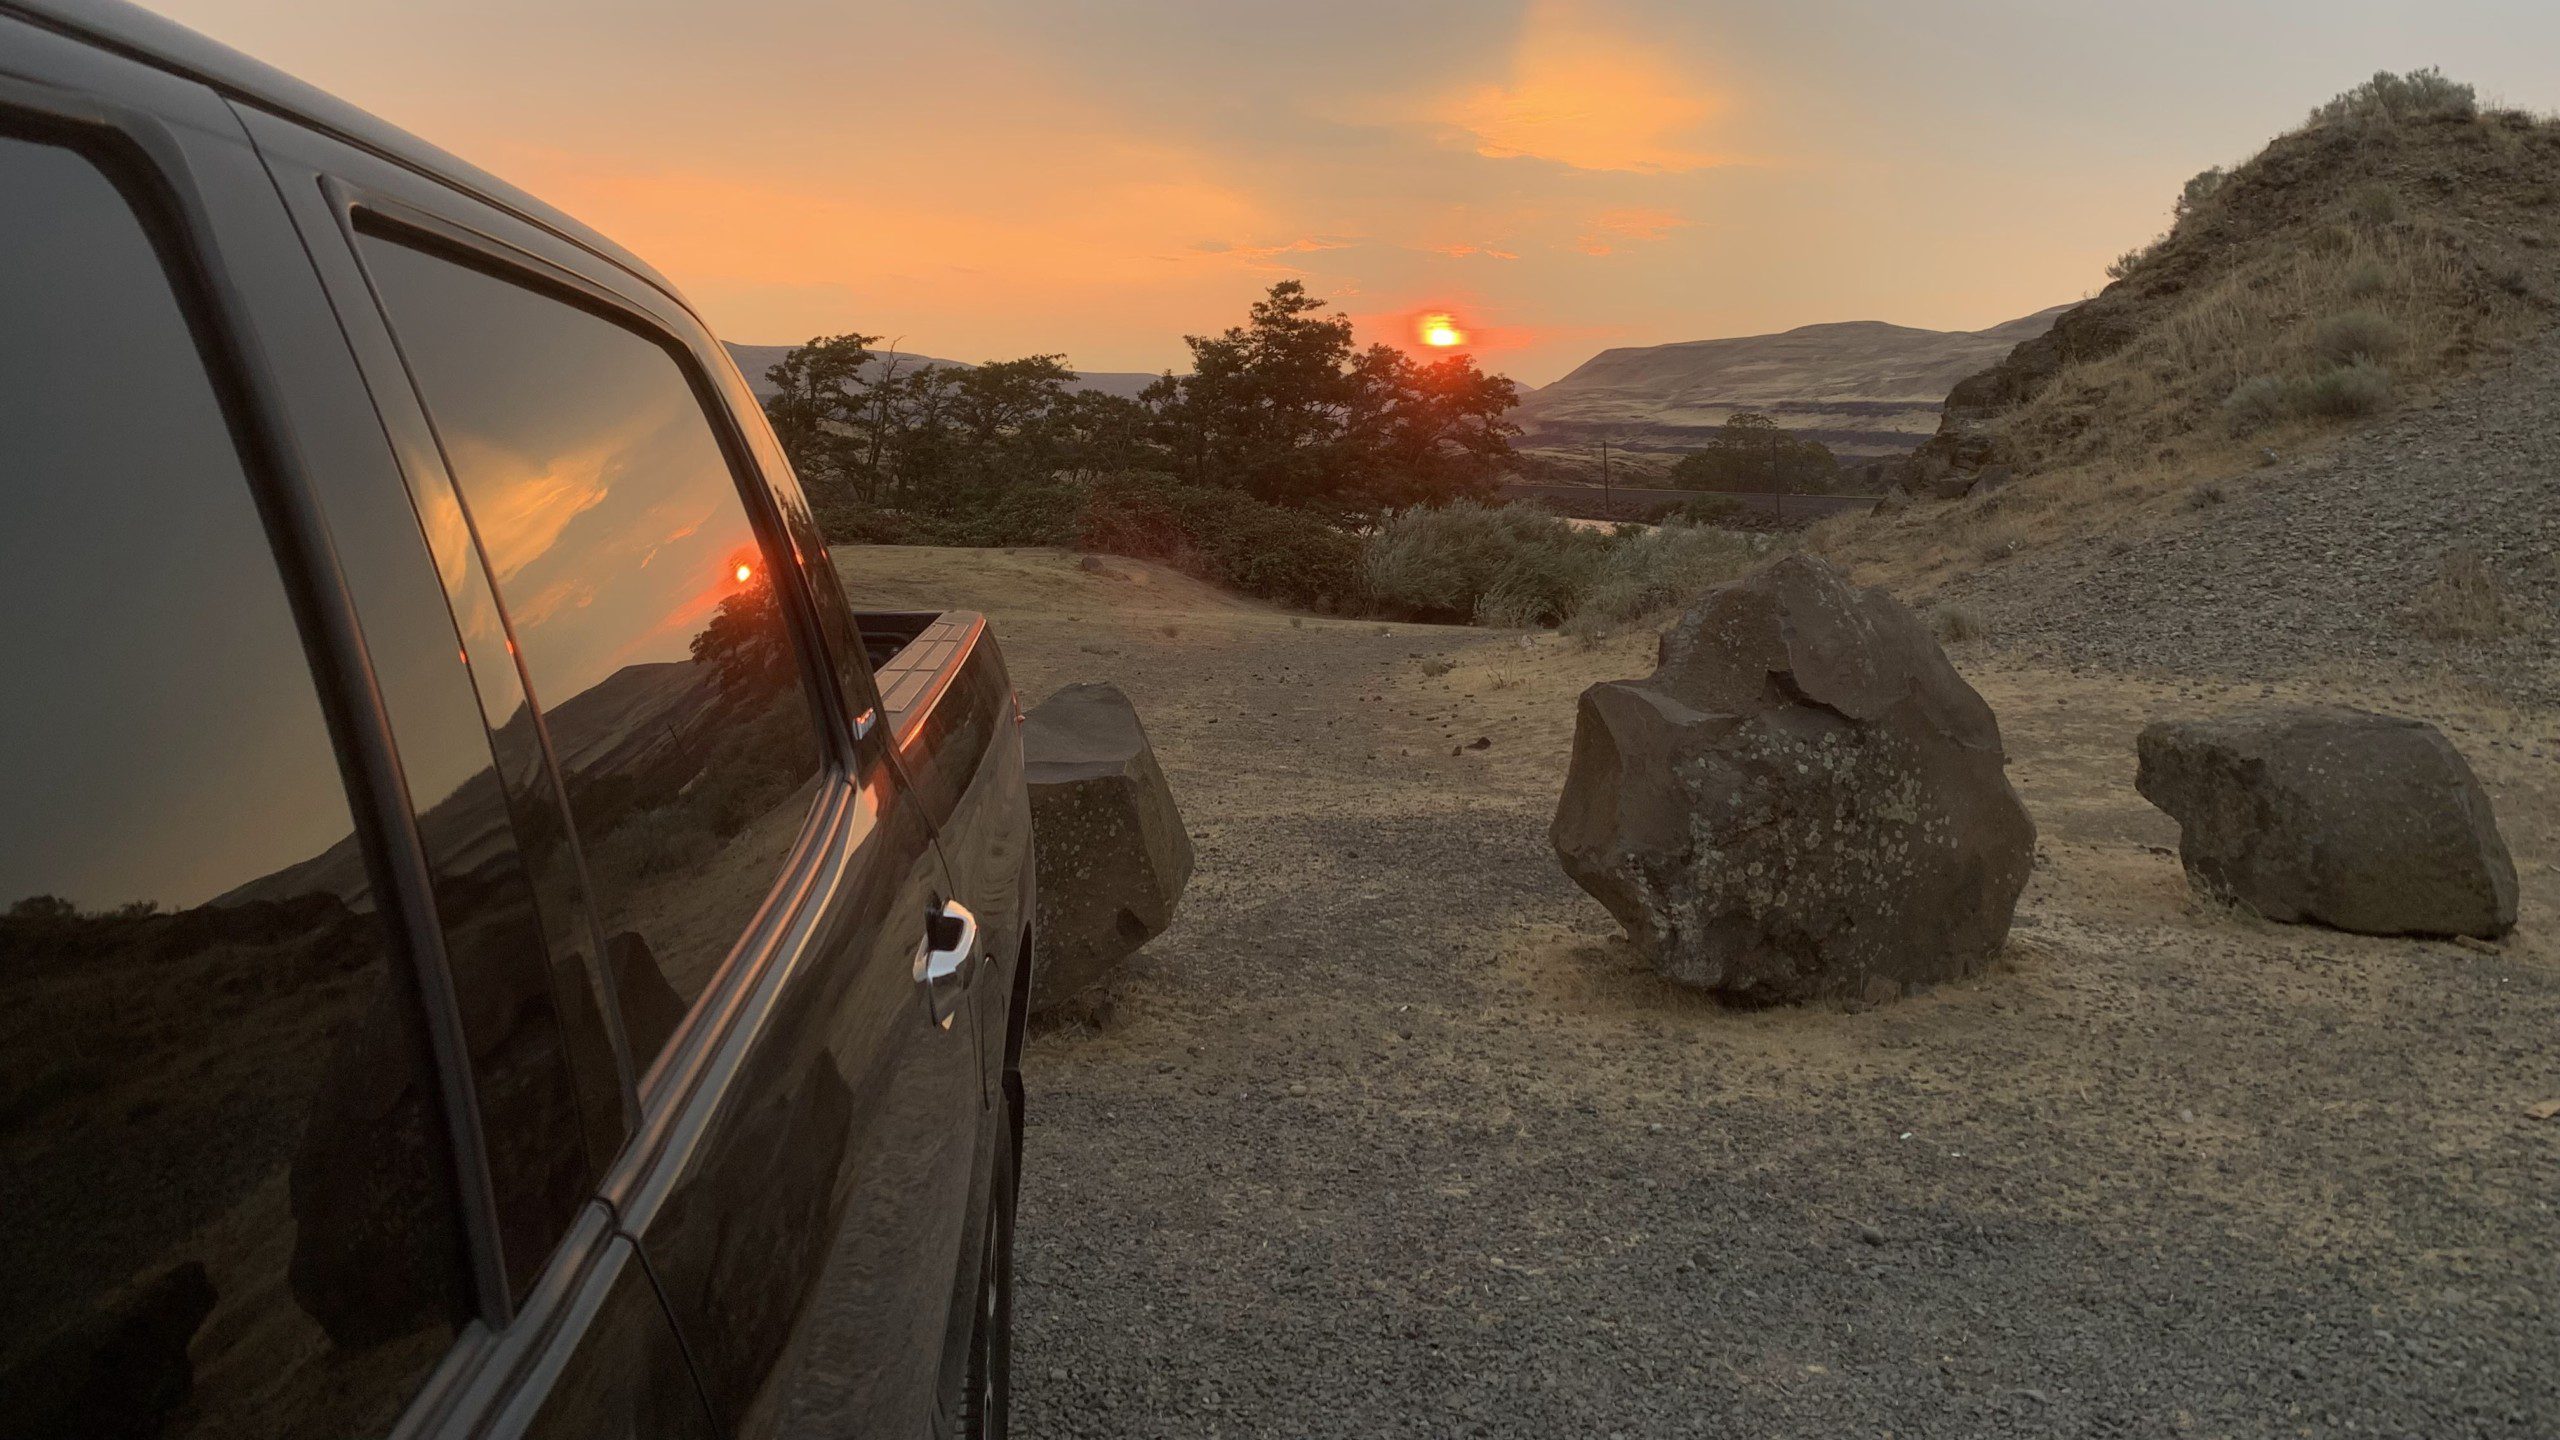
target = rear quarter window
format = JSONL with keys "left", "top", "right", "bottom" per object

{"left": 357, "top": 233, "right": 827, "bottom": 1079}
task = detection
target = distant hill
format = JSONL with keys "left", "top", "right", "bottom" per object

{"left": 1513, "top": 308, "right": 2069, "bottom": 475}
{"left": 722, "top": 342, "right": 1167, "bottom": 404}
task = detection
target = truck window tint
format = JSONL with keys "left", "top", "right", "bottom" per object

{"left": 0, "top": 134, "right": 464, "bottom": 1437}
{"left": 359, "top": 235, "right": 824, "bottom": 1080}
{"left": 307, "top": 369, "right": 625, "bottom": 1300}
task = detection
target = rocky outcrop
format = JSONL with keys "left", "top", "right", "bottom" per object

{"left": 1025, "top": 683, "right": 1194, "bottom": 1014}
{"left": 2136, "top": 707, "right": 2517, "bottom": 937}
{"left": 1551, "top": 555, "right": 2037, "bottom": 1004}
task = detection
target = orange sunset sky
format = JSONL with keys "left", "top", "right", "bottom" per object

{"left": 156, "top": 0, "right": 2559, "bottom": 384}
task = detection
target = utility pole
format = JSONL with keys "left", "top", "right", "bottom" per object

{"left": 1599, "top": 435, "right": 1614, "bottom": 504}
{"left": 1766, "top": 425, "right": 1782, "bottom": 525}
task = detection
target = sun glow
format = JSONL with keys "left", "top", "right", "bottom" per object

{"left": 1420, "top": 313, "right": 1466, "bottom": 348}
{"left": 734, "top": 562, "right": 755, "bottom": 584}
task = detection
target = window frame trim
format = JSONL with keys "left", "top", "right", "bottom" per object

{"left": 320, "top": 181, "right": 867, "bottom": 1124}
{"left": 0, "top": 70, "right": 512, "bottom": 1325}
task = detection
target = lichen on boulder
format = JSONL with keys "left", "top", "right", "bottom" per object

{"left": 1551, "top": 554, "right": 2036, "bottom": 1004}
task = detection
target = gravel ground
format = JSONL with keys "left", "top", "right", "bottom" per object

{"left": 830, "top": 546, "right": 2560, "bottom": 1440}
{"left": 1932, "top": 333, "right": 2560, "bottom": 710}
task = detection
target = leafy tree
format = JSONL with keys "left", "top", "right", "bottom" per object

{"left": 1147, "top": 280, "right": 1518, "bottom": 518}
{"left": 1148, "top": 280, "right": 1357, "bottom": 506}
{"left": 1338, "top": 345, "right": 1517, "bottom": 513}
{"left": 758, "top": 279, "right": 1523, "bottom": 548}
{"left": 1058, "top": 389, "right": 1161, "bottom": 482}
{"left": 1668, "top": 412, "right": 1839, "bottom": 493}
{"left": 761, "top": 334, "right": 876, "bottom": 501}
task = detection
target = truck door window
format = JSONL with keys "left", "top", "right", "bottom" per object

{"left": 357, "top": 233, "right": 825, "bottom": 1083}
{"left": 0, "top": 133, "right": 464, "bottom": 1437}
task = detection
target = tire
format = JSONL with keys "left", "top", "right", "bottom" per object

{"left": 956, "top": 1123, "right": 1015, "bottom": 1439}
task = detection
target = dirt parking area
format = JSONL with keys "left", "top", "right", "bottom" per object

{"left": 842, "top": 547, "right": 2560, "bottom": 1439}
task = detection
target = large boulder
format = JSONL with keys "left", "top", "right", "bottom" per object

{"left": 2135, "top": 707, "right": 2517, "bottom": 938}
{"left": 1024, "top": 682, "right": 1194, "bottom": 1014}
{"left": 1551, "top": 554, "right": 2037, "bottom": 1004}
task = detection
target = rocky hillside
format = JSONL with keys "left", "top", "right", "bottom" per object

{"left": 723, "top": 342, "right": 1165, "bottom": 403}
{"left": 1513, "top": 307, "right": 2065, "bottom": 476}
{"left": 1824, "top": 73, "right": 2560, "bottom": 709}
{"left": 1908, "top": 73, "right": 2559, "bottom": 489}
{"left": 1914, "top": 325, "right": 2560, "bottom": 709}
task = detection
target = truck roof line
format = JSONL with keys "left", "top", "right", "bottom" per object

{"left": 7, "top": 0, "right": 691, "bottom": 315}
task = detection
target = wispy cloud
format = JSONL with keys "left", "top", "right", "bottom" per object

{"left": 1432, "top": 1, "right": 1725, "bottom": 174}
{"left": 1187, "top": 236, "right": 1364, "bottom": 270}
{"left": 1421, "top": 242, "right": 1522, "bottom": 261}
{"left": 1574, "top": 206, "right": 1694, "bottom": 256}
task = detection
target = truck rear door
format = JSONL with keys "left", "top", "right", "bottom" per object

{"left": 239, "top": 108, "right": 988, "bottom": 1436}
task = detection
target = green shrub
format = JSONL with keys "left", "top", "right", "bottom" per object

{"left": 2347, "top": 182, "right": 2402, "bottom": 227}
{"left": 2294, "top": 358, "right": 2393, "bottom": 418}
{"left": 1670, "top": 493, "right": 1745, "bottom": 525}
{"left": 1473, "top": 577, "right": 1559, "bottom": 629}
{"left": 1561, "top": 523, "right": 1765, "bottom": 637}
{"left": 2309, "top": 68, "right": 2478, "bottom": 130}
{"left": 1196, "top": 495, "right": 1367, "bottom": 611}
{"left": 811, "top": 497, "right": 916, "bottom": 545}
{"left": 2222, "top": 375, "right": 2290, "bottom": 434}
{"left": 1080, "top": 471, "right": 1363, "bottom": 610}
{"left": 2308, "top": 309, "right": 2405, "bottom": 364}
{"left": 2106, "top": 242, "right": 2157, "bottom": 281}
{"left": 1076, "top": 471, "right": 1199, "bottom": 565}
{"left": 2175, "top": 166, "right": 2228, "bottom": 223}
{"left": 910, "top": 482, "right": 1084, "bottom": 547}
{"left": 813, "top": 485, "right": 1082, "bottom": 548}
{"left": 2223, "top": 360, "right": 2393, "bottom": 433}
{"left": 1363, "top": 501, "right": 1606, "bottom": 625}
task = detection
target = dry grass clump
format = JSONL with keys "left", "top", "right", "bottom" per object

{"left": 2307, "top": 309, "right": 2406, "bottom": 364}
{"left": 2340, "top": 256, "right": 2392, "bottom": 298}
{"left": 1363, "top": 504, "right": 1776, "bottom": 635}
{"left": 2406, "top": 545, "right": 2516, "bottom": 641}
{"left": 1930, "top": 603, "right": 1988, "bottom": 645}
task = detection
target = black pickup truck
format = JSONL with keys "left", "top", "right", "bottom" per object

{"left": 0, "top": 3, "right": 1033, "bottom": 1436}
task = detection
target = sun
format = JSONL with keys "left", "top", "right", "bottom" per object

{"left": 733, "top": 562, "right": 755, "bottom": 584}
{"left": 1419, "top": 312, "right": 1466, "bottom": 348}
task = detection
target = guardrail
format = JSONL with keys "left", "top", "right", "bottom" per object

{"left": 1498, "top": 482, "right": 1881, "bottom": 524}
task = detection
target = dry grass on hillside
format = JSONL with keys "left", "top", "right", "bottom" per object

{"left": 1816, "top": 76, "right": 2560, "bottom": 592}
{"left": 2001, "top": 177, "right": 2548, "bottom": 480}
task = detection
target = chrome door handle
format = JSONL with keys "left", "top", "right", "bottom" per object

{"left": 915, "top": 899, "right": 979, "bottom": 1030}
